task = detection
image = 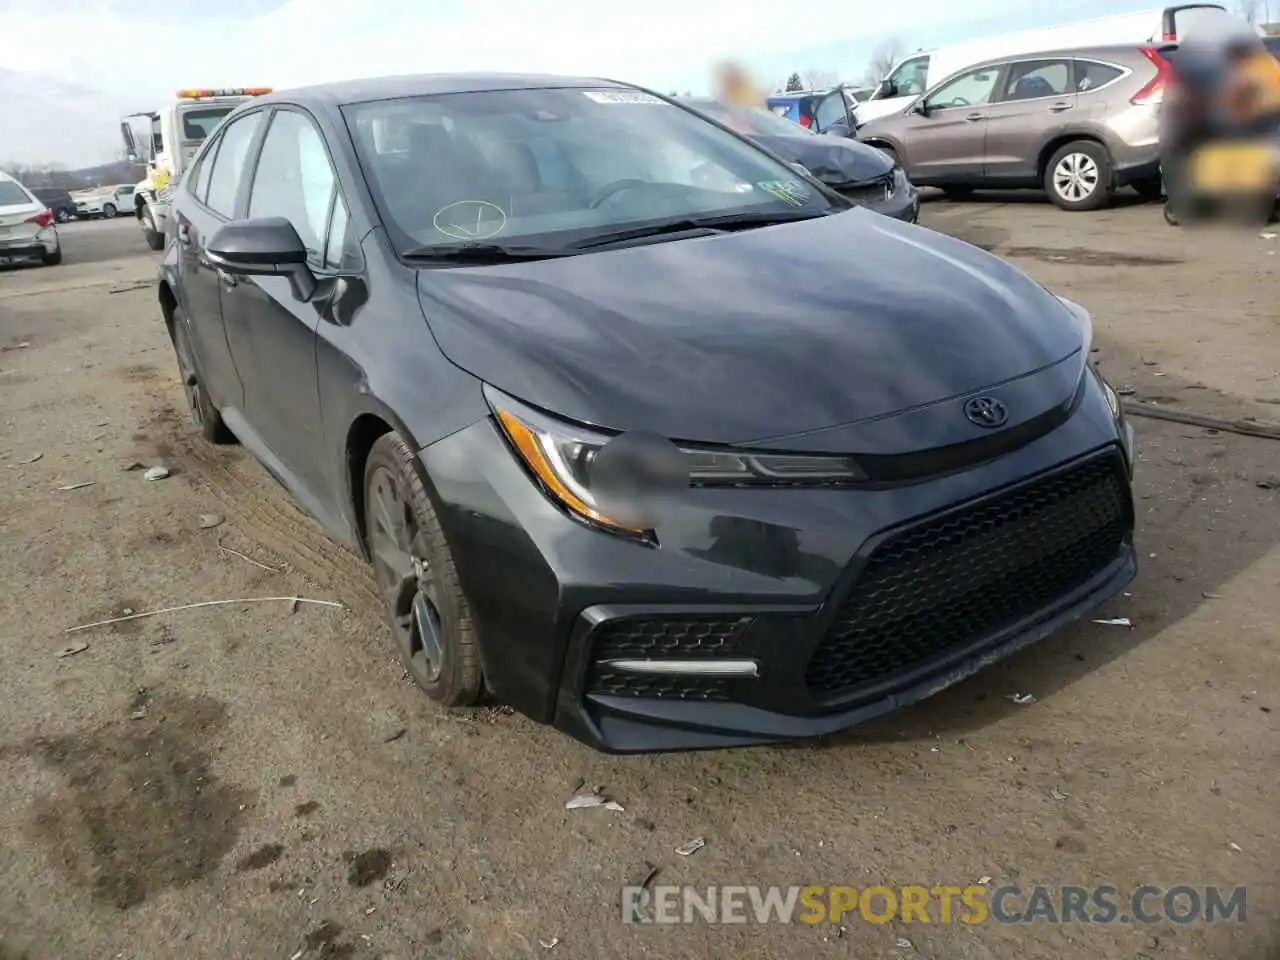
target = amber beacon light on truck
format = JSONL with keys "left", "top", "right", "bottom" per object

{"left": 175, "top": 87, "right": 273, "bottom": 100}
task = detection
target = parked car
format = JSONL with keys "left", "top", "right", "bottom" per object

{"left": 856, "top": 44, "right": 1169, "bottom": 210}
{"left": 767, "top": 87, "right": 864, "bottom": 133}
{"left": 856, "top": 4, "right": 1254, "bottom": 125}
{"left": 74, "top": 183, "right": 135, "bottom": 219}
{"left": 159, "top": 74, "right": 1136, "bottom": 753}
{"left": 0, "top": 170, "right": 62, "bottom": 266}
{"left": 682, "top": 97, "right": 920, "bottom": 221}
{"left": 31, "top": 188, "right": 78, "bottom": 222}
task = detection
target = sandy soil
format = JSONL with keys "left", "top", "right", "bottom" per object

{"left": 0, "top": 205, "right": 1276, "bottom": 960}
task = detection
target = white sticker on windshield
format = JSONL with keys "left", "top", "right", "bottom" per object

{"left": 583, "top": 90, "right": 663, "bottom": 105}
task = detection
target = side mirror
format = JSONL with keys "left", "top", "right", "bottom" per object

{"left": 911, "top": 99, "right": 930, "bottom": 117}
{"left": 207, "top": 217, "right": 316, "bottom": 302}
{"left": 878, "top": 79, "right": 899, "bottom": 99}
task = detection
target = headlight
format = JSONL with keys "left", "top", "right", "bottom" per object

{"left": 488, "top": 390, "right": 867, "bottom": 537}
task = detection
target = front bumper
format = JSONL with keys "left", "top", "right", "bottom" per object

{"left": 840, "top": 168, "right": 920, "bottom": 222}
{"left": 420, "top": 376, "right": 1136, "bottom": 753}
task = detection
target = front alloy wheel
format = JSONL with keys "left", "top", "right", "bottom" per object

{"left": 363, "top": 433, "right": 482, "bottom": 707}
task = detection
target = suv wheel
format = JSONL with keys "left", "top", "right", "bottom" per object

{"left": 364, "top": 432, "right": 483, "bottom": 707}
{"left": 103, "top": 202, "right": 117, "bottom": 218}
{"left": 1045, "top": 141, "right": 1114, "bottom": 211}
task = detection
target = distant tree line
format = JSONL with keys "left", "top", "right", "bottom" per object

{"left": 1, "top": 159, "right": 145, "bottom": 190}
{"left": 775, "top": 37, "right": 908, "bottom": 94}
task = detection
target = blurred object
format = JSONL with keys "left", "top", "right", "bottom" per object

{"left": 714, "top": 61, "right": 766, "bottom": 110}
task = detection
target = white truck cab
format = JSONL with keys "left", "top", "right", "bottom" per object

{"left": 121, "top": 87, "right": 272, "bottom": 250}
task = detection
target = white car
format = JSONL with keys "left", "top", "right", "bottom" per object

{"left": 73, "top": 183, "right": 135, "bottom": 219}
{"left": 0, "top": 170, "right": 61, "bottom": 267}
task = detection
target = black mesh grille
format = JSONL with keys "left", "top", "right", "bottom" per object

{"left": 590, "top": 670, "right": 733, "bottom": 701}
{"left": 841, "top": 174, "right": 893, "bottom": 205}
{"left": 587, "top": 617, "right": 750, "bottom": 700}
{"left": 805, "top": 455, "right": 1130, "bottom": 700}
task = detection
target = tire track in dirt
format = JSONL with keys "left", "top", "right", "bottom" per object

{"left": 130, "top": 381, "right": 384, "bottom": 620}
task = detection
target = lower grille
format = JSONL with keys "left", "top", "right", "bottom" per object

{"left": 586, "top": 616, "right": 751, "bottom": 700}
{"left": 805, "top": 455, "right": 1131, "bottom": 700}
{"left": 841, "top": 174, "right": 893, "bottom": 205}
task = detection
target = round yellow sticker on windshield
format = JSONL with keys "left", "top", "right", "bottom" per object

{"left": 432, "top": 200, "right": 508, "bottom": 240}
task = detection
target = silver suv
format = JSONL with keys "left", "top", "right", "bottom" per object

{"left": 856, "top": 44, "right": 1171, "bottom": 211}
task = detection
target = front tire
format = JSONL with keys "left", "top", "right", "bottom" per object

{"left": 364, "top": 432, "right": 483, "bottom": 707}
{"left": 1045, "top": 141, "right": 1114, "bottom": 211}
{"left": 103, "top": 202, "right": 117, "bottom": 218}
{"left": 142, "top": 208, "right": 165, "bottom": 251}
{"left": 41, "top": 247, "right": 62, "bottom": 266}
{"left": 169, "top": 307, "right": 234, "bottom": 443}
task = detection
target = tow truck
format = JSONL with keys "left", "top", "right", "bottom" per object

{"left": 121, "top": 87, "right": 271, "bottom": 251}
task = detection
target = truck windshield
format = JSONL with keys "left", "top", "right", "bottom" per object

{"left": 180, "top": 107, "right": 234, "bottom": 141}
{"left": 346, "top": 87, "right": 835, "bottom": 253}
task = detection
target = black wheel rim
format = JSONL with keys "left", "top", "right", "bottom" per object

{"left": 172, "top": 326, "right": 204, "bottom": 428}
{"left": 368, "top": 465, "right": 444, "bottom": 685}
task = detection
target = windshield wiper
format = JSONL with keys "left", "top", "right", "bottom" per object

{"left": 567, "top": 209, "right": 833, "bottom": 250}
{"left": 402, "top": 242, "right": 571, "bottom": 262}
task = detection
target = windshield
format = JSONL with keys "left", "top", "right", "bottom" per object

{"left": 0, "top": 181, "right": 33, "bottom": 206}
{"left": 687, "top": 99, "right": 817, "bottom": 138}
{"left": 345, "top": 87, "right": 835, "bottom": 252}
{"left": 179, "top": 106, "right": 234, "bottom": 142}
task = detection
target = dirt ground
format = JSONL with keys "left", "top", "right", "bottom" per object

{"left": 0, "top": 201, "right": 1276, "bottom": 960}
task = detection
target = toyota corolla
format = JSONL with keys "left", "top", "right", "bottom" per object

{"left": 158, "top": 74, "right": 1137, "bottom": 753}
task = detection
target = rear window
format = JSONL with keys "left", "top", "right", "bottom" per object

{"left": 1075, "top": 61, "right": 1126, "bottom": 92}
{"left": 1170, "top": 4, "right": 1236, "bottom": 39}
{"left": 0, "top": 181, "right": 33, "bottom": 206}
{"left": 179, "top": 107, "right": 234, "bottom": 141}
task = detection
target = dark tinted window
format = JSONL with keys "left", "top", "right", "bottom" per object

{"left": 1075, "top": 60, "right": 1125, "bottom": 92}
{"left": 1002, "top": 59, "right": 1072, "bottom": 100}
{"left": 204, "top": 111, "right": 264, "bottom": 217}
{"left": 180, "top": 107, "right": 234, "bottom": 141}
{"left": 247, "top": 110, "right": 337, "bottom": 265}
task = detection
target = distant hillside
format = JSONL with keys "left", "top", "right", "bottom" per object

{"left": 1, "top": 159, "right": 146, "bottom": 190}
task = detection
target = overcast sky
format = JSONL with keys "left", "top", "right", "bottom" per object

{"left": 3, "top": 0, "right": 1131, "bottom": 168}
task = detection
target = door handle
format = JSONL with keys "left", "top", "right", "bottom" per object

{"left": 966, "top": 112, "right": 984, "bottom": 122}
{"left": 177, "top": 221, "right": 192, "bottom": 244}
{"left": 1049, "top": 102, "right": 1072, "bottom": 113}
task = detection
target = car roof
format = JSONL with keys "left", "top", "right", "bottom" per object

{"left": 961, "top": 42, "right": 1154, "bottom": 71}
{"left": 259, "top": 72, "right": 633, "bottom": 108}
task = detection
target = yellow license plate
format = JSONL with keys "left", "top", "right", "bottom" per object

{"left": 1190, "top": 143, "right": 1276, "bottom": 192}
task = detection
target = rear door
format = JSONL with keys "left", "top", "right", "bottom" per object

{"left": 173, "top": 108, "right": 268, "bottom": 414}
{"left": 901, "top": 63, "right": 1006, "bottom": 182}
{"left": 981, "top": 57, "right": 1077, "bottom": 181}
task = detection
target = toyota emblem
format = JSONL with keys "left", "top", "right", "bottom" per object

{"left": 963, "top": 396, "right": 1008, "bottom": 428}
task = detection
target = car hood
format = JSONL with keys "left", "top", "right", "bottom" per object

{"left": 415, "top": 209, "right": 1085, "bottom": 446}
{"left": 751, "top": 133, "right": 894, "bottom": 187}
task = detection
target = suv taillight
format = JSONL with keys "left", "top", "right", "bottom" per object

{"left": 26, "top": 209, "right": 54, "bottom": 228}
{"left": 1132, "top": 46, "right": 1173, "bottom": 105}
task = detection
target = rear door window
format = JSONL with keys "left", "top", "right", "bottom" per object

{"left": 1001, "top": 60, "right": 1072, "bottom": 101}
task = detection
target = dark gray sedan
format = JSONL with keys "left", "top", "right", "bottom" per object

{"left": 682, "top": 97, "right": 921, "bottom": 222}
